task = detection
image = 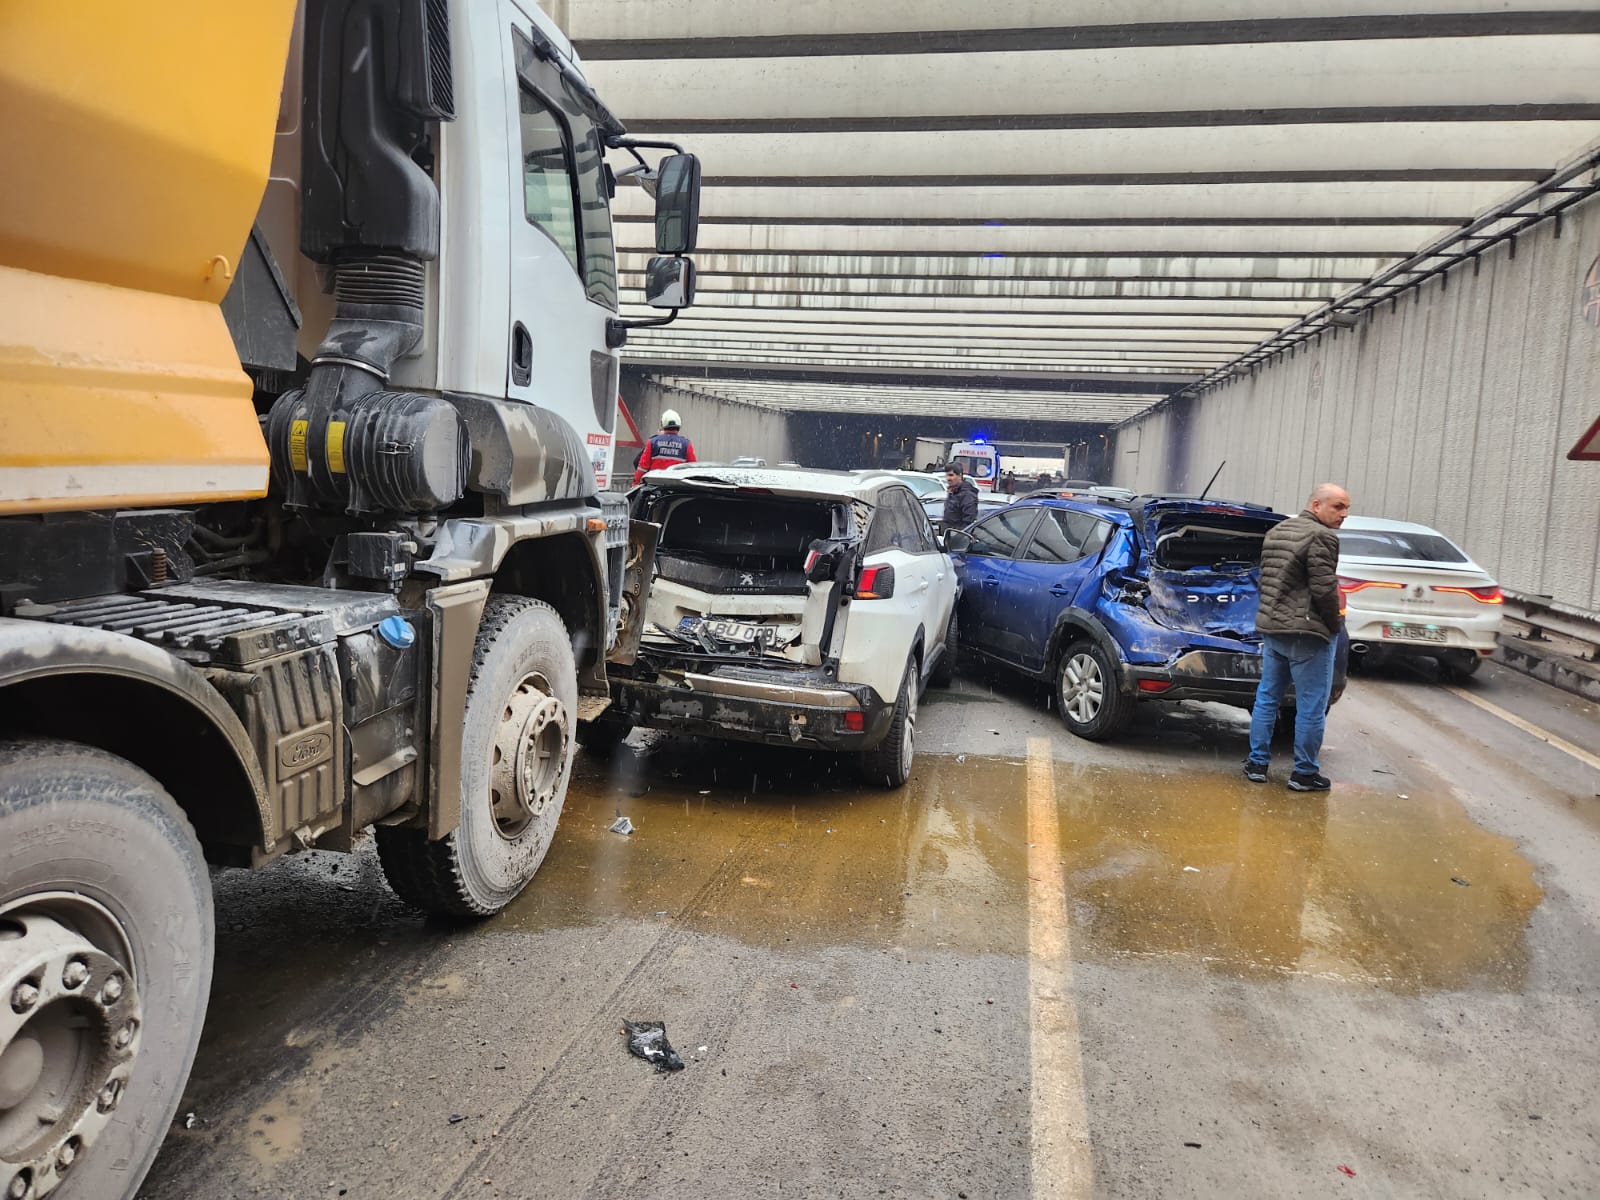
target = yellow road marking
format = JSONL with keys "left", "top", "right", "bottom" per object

{"left": 1445, "top": 686, "right": 1600, "bottom": 773}
{"left": 1026, "top": 736, "right": 1095, "bottom": 1199}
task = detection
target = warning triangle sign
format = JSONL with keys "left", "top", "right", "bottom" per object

{"left": 1569, "top": 412, "right": 1600, "bottom": 461}
{"left": 616, "top": 394, "right": 645, "bottom": 448}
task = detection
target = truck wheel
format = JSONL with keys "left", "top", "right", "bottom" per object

{"left": 929, "top": 608, "right": 958, "bottom": 688}
{"left": 575, "top": 711, "right": 632, "bottom": 757}
{"left": 860, "top": 658, "right": 917, "bottom": 788}
{"left": 1055, "top": 640, "right": 1132, "bottom": 741}
{"left": 377, "top": 596, "right": 576, "bottom": 917}
{"left": 0, "top": 737, "right": 212, "bottom": 1200}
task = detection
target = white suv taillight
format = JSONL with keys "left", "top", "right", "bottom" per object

{"left": 856, "top": 565, "right": 895, "bottom": 599}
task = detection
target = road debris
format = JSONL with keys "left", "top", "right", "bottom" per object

{"left": 623, "top": 1020, "right": 685, "bottom": 1073}
{"left": 1337, "top": 1164, "right": 1356, "bottom": 1177}
{"left": 1182, "top": 866, "right": 1200, "bottom": 873}
{"left": 1451, "top": 876, "right": 1471, "bottom": 887}
{"left": 956, "top": 754, "right": 967, "bottom": 763}
{"left": 449, "top": 1114, "right": 466, "bottom": 1124}
{"left": 608, "top": 816, "right": 634, "bottom": 835}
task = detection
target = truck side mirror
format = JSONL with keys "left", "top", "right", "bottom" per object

{"left": 644, "top": 256, "right": 695, "bottom": 309}
{"left": 654, "top": 153, "right": 700, "bottom": 254}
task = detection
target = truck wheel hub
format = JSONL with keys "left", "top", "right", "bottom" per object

{"left": 0, "top": 906, "right": 141, "bottom": 1199}
{"left": 491, "top": 671, "right": 569, "bottom": 839}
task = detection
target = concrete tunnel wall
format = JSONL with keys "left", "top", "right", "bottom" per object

{"left": 619, "top": 373, "right": 795, "bottom": 472}
{"left": 1109, "top": 191, "right": 1600, "bottom": 616}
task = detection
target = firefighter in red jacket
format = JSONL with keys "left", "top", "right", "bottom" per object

{"left": 633, "top": 409, "right": 696, "bottom": 483}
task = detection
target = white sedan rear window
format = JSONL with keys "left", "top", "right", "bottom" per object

{"left": 1338, "top": 530, "right": 1468, "bottom": 563}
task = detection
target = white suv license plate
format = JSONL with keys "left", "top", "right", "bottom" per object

{"left": 682, "top": 617, "right": 800, "bottom": 646}
{"left": 1383, "top": 623, "right": 1446, "bottom": 644}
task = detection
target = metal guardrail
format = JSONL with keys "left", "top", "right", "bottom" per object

{"left": 1500, "top": 591, "right": 1600, "bottom": 663}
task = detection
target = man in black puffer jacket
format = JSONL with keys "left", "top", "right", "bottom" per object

{"left": 1244, "top": 483, "right": 1351, "bottom": 792}
{"left": 942, "top": 466, "right": 979, "bottom": 529}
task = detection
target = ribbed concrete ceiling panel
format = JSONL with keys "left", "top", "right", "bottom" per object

{"left": 554, "top": 1, "right": 1600, "bottom": 42}
{"left": 591, "top": 38, "right": 1600, "bottom": 128}
{"left": 611, "top": 181, "right": 1518, "bottom": 224}
{"left": 609, "top": 124, "right": 1597, "bottom": 182}
{"left": 548, "top": 1, "right": 1600, "bottom": 428}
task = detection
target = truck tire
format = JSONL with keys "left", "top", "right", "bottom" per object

{"left": 860, "top": 657, "right": 917, "bottom": 788}
{"left": 929, "top": 608, "right": 958, "bottom": 688}
{"left": 377, "top": 596, "right": 577, "bottom": 917}
{"left": 1055, "top": 639, "right": 1132, "bottom": 741}
{"left": 0, "top": 737, "right": 212, "bottom": 1200}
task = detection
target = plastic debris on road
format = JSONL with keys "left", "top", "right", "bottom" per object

{"left": 1183, "top": 866, "right": 1200, "bottom": 873}
{"left": 623, "top": 1020, "right": 685, "bottom": 1073}
{"left": 609, "top": 816, "right": 634, "bottom": 835}
{"left": 1336, "top": 1164, "right": 1356, "bottom": 1177}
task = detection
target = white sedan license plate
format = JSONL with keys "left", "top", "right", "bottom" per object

{"left": 1383, "top": 623, "right": 1446, "bottom": 643}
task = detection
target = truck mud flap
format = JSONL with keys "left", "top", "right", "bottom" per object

{"left": 608, "top": 519, "right": 659, "bottom": 667}
{"left": 425, "top": 579, "right": 490, "bottom": 839}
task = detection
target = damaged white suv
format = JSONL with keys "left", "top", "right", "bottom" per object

{"left": 583, "top": 467, "right": 959, "bottom": 786}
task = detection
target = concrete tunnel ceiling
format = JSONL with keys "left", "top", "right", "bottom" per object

{"left": 551, "top": 0, "right": 1600, "bottom": 426}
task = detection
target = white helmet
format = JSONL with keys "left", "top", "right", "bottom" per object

{"left": 661, "top": 409, "right": 682, "bottom": 430}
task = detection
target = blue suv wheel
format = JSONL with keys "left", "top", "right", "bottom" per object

{"left": 1055, "top": 639, "right": 1132, "bottom": 740}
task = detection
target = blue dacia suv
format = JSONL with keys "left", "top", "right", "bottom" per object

{"left": 947, "top": 491, "right": 1347, "bottom": 740}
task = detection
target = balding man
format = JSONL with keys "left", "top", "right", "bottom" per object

{"left": 1244, "top": 483, "right": 1351, "bottom": 791}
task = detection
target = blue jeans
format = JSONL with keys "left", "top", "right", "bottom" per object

{"left": 1247, "top": 633, "right": 1336, "bottom": 776}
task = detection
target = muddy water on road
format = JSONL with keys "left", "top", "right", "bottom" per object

{"left": 517, "top": 736, "right": 1542, "bottom": 995}
{"left": 1054, "top": 764, "right": 1542, "bottom": 992}
{"left": 503, "top": 738, "right": 1035, "bottom": 957}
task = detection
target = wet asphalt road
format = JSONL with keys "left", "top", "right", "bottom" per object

{"left": 140, "top": 659, "right": 1600, "bottom": 1199}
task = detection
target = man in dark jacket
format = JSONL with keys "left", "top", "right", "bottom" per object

{"left": 1244, "top": 483, "right": 1351, "bottom": 792}
{"left": 943, "top": 466, "right": 978, "bottom": 529}
{"left": 632, "top": 409, "right": 696, "bottom": 484}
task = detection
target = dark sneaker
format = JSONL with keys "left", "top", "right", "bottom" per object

{"left": 1287, "top": 772, "right": 1331, "bottom": 792}
{"left": 1242, "top": 762, "right": 1269, "bottom": 783}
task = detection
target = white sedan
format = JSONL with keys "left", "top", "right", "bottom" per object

{"left": 1336, "top": 515, "right": 1503, "bottom": 681}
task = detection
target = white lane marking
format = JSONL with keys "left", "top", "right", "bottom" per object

{"left": 1026, "top": 736, "right": 1095, "bottom": 1199}
{"left": 1445, "top": 686, "right": 1600, "bottom": 773}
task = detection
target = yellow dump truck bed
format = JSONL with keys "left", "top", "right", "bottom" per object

{"left": 0, "top": 4, "right": 296, "bottom": 514}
